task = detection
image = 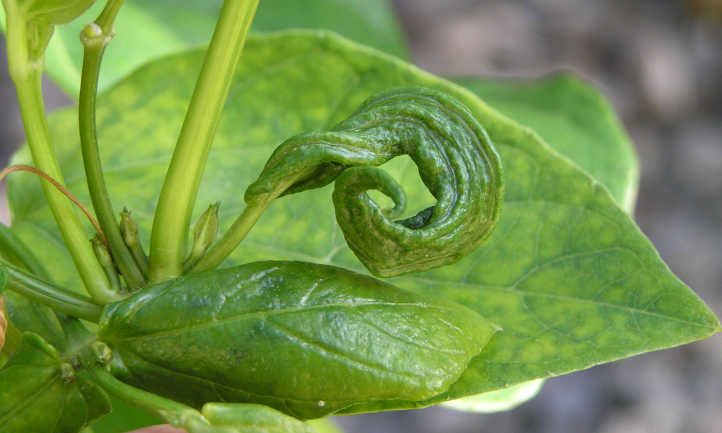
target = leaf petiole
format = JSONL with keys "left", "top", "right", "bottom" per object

{"left": 148, "top": 0, "right": 259, "bottom": 283}
{"left": 86, "top": 367, "right": 205, "bottom": 429}
{"left": 2, "top": 264, "right": 103, "bottom": 322}
{"left": 79, "top": 0, "right": 146, "bottom": 289}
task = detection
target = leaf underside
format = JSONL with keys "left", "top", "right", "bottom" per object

{"left": 7, "top": 31, "right": 720, "bottom": 415}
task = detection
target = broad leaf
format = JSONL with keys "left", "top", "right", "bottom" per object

{"left": 457, "top": 75, "right": 638, "bottom": 212}
{"left": 1, "top": 0, "right": 407, "bottom": 96}
{"left": 8, "top": 31, "right": 719, "bottom": 414}
{"left": 0, "top": 332, "right": 111, "bottom": 433}
{"left": 100, "top": 261, "right": 496, "bottom": 419}
{"left": 442, "top": 74, "right": 638, "bottom": 412}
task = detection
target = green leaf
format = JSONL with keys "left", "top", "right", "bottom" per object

{"left": 89, "top": 397, "right": 163, "bottom": 433}
{"left": 2, "top": 282, "right": 67, "bottom": 352}
{"left": 456, "top": 75, "right": 638, "bottom": 213}
{"left": 307, "top": 419, "right": 345, "bottom": 433}
{"left": 196, "top": 403, "right": 315, "bottom": 433}
{"left": 0, "top": 290, "right": 6, "bottom": 357}
{"left": 8, "top": 31, "right": 719, "bottom": 414}
{"left": 12, "top": 0, "right": 95, "bottom": 24}
{"left": 436, "top": 74, "right": 638, "bottom": 412}
{"left": 0, "top": 226, "right": 69, "bottom": 352}
{"left": 100, "top": 261, "right": 496, "bottom": 419}
{"left": 0, "top": 0, "right": 95, "bottom": 62}
{"left": 440, "top": 379, "right": 544, "bottom": 413}
{"left": 0, "top": 332, "right": 111, "bottom": 433}
{"left": 1, "top": 0, "right": 407, "bottom": 96}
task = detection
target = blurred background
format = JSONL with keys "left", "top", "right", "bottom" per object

{"left": 1, "top": 1, "right": 721, "bottom": 432}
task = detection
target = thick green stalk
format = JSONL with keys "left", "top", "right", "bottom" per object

{"left": 4, "top": 7, "right": 118, "bottom": 303}
{"left": 86, "top": 367, "right": 200, "bottom": 427}
{"left": 3, "top": 264, "right": 103, "bottom": 322}
{"left": 148, "top": 0, "right": 259, "bottom": 283}
{"left": 79, "top": 0, "right": 145, "bottom": 289}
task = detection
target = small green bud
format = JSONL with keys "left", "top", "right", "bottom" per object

{"left": 185, "top": 203, "right": 220, "bottom": 270}
{"left": 92, "top": 341, "right": 113, "bottom": 367}
{"left": 91, "top": 235, "right": 113, "bottom": 268}
{"left": 119, "top": 208, "right": 140, "bottom": 248}
{"left": 60, "top": 363, "right": 75, "bottom": 382}
{"left": 91, "top": 235, "right": 120, "bottom": 291}
{"left": 120, "top": 208, "right": 149, "bottom": 276}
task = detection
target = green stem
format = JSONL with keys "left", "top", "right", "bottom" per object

{"left": 4, "top": 9, "right": 118, "bottom": 304}
{"left": 190, "top": 200, "right": 269, "bottom": 273}
{"left": 3, "top": 264, "right": 103, "bottom": 322}
{"left": 190, "top": 175, "right": 299, "bottom": 273}
{"left": 148, "top": 0, "right": 259, "bottom": 284}
{"left": 86, "top": 367, "right": 201, "bottom": 427}
{"left": 79, "top": 0, "right": 145, "bottom": 289}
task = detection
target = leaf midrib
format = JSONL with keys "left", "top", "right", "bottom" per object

{"left": 105, "top": 301, "right": 453, "bottom": 343}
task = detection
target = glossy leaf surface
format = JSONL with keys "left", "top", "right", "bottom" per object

{"left": 0, "top": 332, "right": 110, "bottom": 433}
{"left": 1, "top": 0, "right": 407, "bottom": 96}
{"left": 7, "top": 31, "right": 720, "bottom": 413}
{"left": 100, "top": 261, "right": 495, "bottom": 419}
{"left": 457, "top": 75, "right": 638, "bottom": 212}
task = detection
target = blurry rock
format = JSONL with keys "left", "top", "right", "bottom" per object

{"left": 674, "top": 120, "right": 722, "bottom": 197}
{"left": 633, "top": 28, "right": 696, "bottom": 120}
{"left": 408, "top": 3, "right": 545, "bottom": 75}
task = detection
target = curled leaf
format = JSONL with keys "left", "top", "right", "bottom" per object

{"left": 246, "top": 87, "right": 503, "bottom": 277}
